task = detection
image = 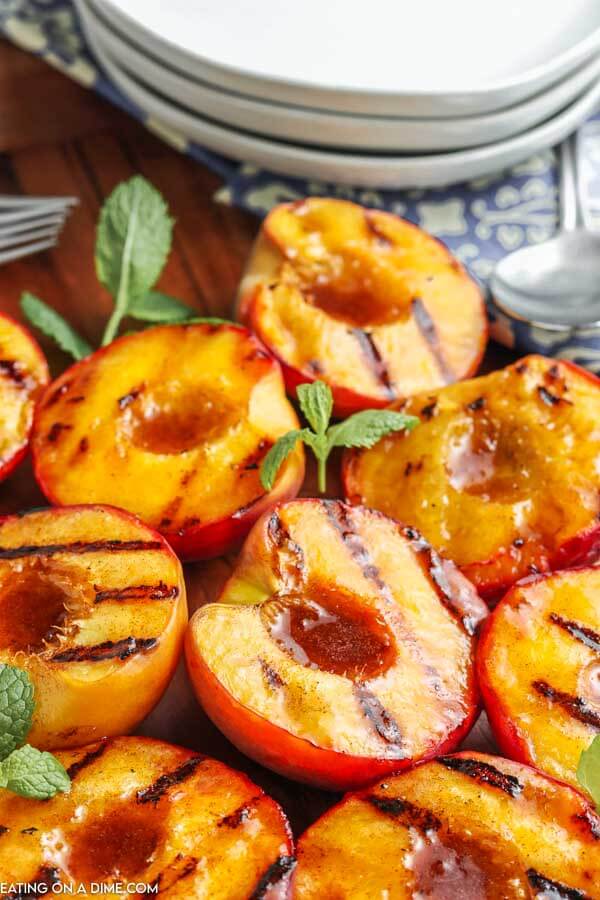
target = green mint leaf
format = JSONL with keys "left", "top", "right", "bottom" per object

{"left": 577, "top": 735, "right": 600, "bottom": 812}
{"left": 97, "top": 175, "right": 174, "bottom": 345}
{"left": 0, "top": 665, "right": 34, "bottom": 761}
{"left": 20, "top": 293, "right": 92, "bottom": 361}
{"left": 327, "top": 409, "right": 419, "bottom": 451}
{"left": 260, "top": 430, "right": 305, "bottom": 491}
{"left": 297, "top": 381, "right": 333, "bottom": 435}
{"left": 127, "top": 291, "right": 195, "bottom": 323}
{"left": 0, "top": 744, "right": 70, "bottom": 800}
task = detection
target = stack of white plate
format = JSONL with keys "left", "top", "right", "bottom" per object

{"left": 78, "top": 0, "right": 600, "bottom": 188}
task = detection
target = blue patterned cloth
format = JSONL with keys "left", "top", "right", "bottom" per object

{"left": 3, "top": 0, "right": 600, "bottom": 368}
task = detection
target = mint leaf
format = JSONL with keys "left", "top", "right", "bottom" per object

{"left": 20, "top": 293, "right": 92, "bottom": 361}
{"left": 297, "top": 381, "right": 332, "bottom": 435}
{"left": 578, "top": 735, "right": 600, "bottom": 812}
{"left": 260, "top": 381, "right": 420, "bottom": 494}
{"left": 0, "top": 665, "right": 34, "bottom": 761}
{"left": 260, "top": 430, "right": 304, "bottom": 491}
{"left": 97, "top": 176, "right": 174, "bottom": 345}
{"left": 128, "top": 291, "right": 195, "bottom": 323}
{"left": 328, "top": 409, "right": 419, "bottom": 451}
{"left": 0, "top": 744, "right": 70, "bottom": 800}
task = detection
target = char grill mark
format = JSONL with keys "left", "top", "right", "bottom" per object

{"left": 237, "top": 439, "right": 272, "bottom": 472}
{"left": 0, "top": 539, "right": 163, "bottom": 560}
{"left": 8, "top": 868, "right": 60, "bottom": 898}
{"left": 467, "top": 396, "right": 485, "bottom": 412}
{"left": 250, "top": 855, "right": 297, "bottom": 900}
{"left": 324, "top": 501, "right": 389, "bottom": 593}
{"left": 573, "top": 809, "right": 600, "bottom": 841}
{"left": 549, "top": 614, "right": 600, "bottom": 654}
{"left": 233, "top": 494, "right": 265, "bottom": 519}
{"left": 438, "top": 756, "right": 523, "bottom": 797}
{"left": 150, "top": 854, "right": 198, "bottom": 891}
{"left": 411, "top": 297, "right": 454, "bottom": 383}
{"left": 354, "top": 684, "right": 404, "bottom": 755}
{"left": 259, "top": 657, "right": 285, "bottom": 690}
{"left": 51, "top": 636, "right": 158, "bottom": 663}
{"left": 45, "top": 380, "right": 72, "bottom": 407}
{"left": 267, "top": 512, "right": 306, "bottom": 586}
{"left": 402, "top": 526, "right": 479, "bottom": 635}
{"left": 325, "top": 501, "right": 446, "bottom": 697}
{"left": 367, "top": 794, "right": 441, "bottom": 832}
{"left": 136, "top": 755, "right": 204, "bottom": 804}
{"left": 533, "top": 680, "right": 600, "bottom": 729}
{"left": 218, "top": 796, "right": 261, "bottom": 828}
{"left": 66, "top": 741, "right": 108, "bottom": 779}
{"left": 420, "top": 399, "right": 437, "bottom": 420}
{"left": 526, "top": 869, "right": 589, "bottom": 899}
{"left": 47, "top": 422, "right": 72, "bottom": 443}
{"left": 117, "top": 386, "right": 143, "bottom": 409}
{"left": 364, "top": 211, "right": 393, "bottom": 248}
{"left": 0, "top": 359, "right": 27, "bottom": 388}
{"left": 537, "top": 385, "right": 572, "bottom": 407}
{"left": 352, "top": 329, "right": 396, "bottom": 399}
{"left": 94, "top": 581, "right": 179, "bottom": 603}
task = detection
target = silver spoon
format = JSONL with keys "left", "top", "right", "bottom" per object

{"left": 490, "top": 130, "right": 600, "bottom": 329}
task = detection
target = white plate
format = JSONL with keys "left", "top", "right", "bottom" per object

{"left": 95, "top": 0, "right": 600, "bottom": 117}
{"left": 82, "top": 0, "right": 600, "bottom": 153}
{"left": 79, "top": 10, "right": 600, "bottom": 190}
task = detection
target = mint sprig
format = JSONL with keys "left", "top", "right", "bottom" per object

{"left": 0, "top": 744, "right": 70, "bottom": 801}
{"left": 0, "top": 664, "right": 70, "bottom": 801}
{"left": 20, "top": 293, "right": 92, "bottom": 361}
{"left": 578, "top": 735, "right": 600, "bottom": 812}
{"left": 20, "top": 175, "right": 213, "bottom": 359}
{"left": 97, "top": 176, "right": 174, "bottom": 344}
{"left": 260, "top": 381, "right": 418, "bottom": 493}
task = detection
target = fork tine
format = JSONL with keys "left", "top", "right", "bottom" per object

{"left": 0, "top": 237, "right": 57, "bottom": 265}
{"left": 0, "top": 195, "right": 77, "bottom": 209}
{"left": 0, "top": 213, "right": 66, "bottom": 238}
{"left": 0, "top": 226, "right": 62, "bottom": 250}
{"left": 0, "top": 206, "right": 72, "bottom": 226}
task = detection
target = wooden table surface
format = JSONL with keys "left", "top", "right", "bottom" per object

{"left": 0, "top": 39, "right": 513, "bottom": 836}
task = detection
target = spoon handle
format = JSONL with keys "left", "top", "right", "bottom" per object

{"left": 560, "top": 134, "right": 580, "bottom": 232}
{"left": 560, "top": 131, "right": 592, "bottom": 232}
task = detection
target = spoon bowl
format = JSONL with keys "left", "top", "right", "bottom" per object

{"left": 491, "top": 227, "right": 600, "bottom": 327}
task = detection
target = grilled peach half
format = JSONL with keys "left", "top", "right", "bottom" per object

{"left": 0, "top": 505, "right": 186, "bottom": 749}
{"left": 344, "top": 355, "right": 600, "bottom": 601}
{"left": 31, "top": 323, "right": 304, "bottom": 560}
{"left": 0, "top": 736, "right": 294, "bottom": 896}
{"left": 292, "top": 751, "right": 600, "bottom": 898}
{"left": 186, "top": 499, "right": 487, "bottom": 791}
{"left": 237, "top": 197, "right": 487, "bottom": 416}
{"left": 478, "top": 566, "right": 600, "bottom": 790}
{"left": 0, "top": 312, "right": 48, "bottom": 482}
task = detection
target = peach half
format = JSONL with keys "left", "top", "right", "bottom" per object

{"left": 237, "top": 198, "right": 487, "bottom": 416}
{"left": 291, "top": 752, "right": 600, "bottom": 898}
{"left": 30, "top": 323, "right": 304, "bottom": 560}
{"left": 0, "top": 312, "right": 48, "bottom": 481}
{"left": 0, "top": 505, "right": 186, "bottom": 749}
{"left": 344, "top": 355, "right": 600, "bottom": 601}
{"left": 186, "top": 499, "right": 487, "bottom": 791}
{"left": 0, "top": 736, "right": 294, "bottom": 896}
{"left": 478, "top": 566, "right": 600, "bottom": 791}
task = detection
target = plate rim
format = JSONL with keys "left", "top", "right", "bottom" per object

{"left": 96, "top": 0, "right": 600, "bottom": 108}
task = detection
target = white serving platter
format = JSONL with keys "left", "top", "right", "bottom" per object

{"left": 94, "top": 0, "right": 600, "bottom": 117}
{"left": 81, "top": 0, "right": 600, "bottom": 153}
{"left": 79, "top": 9, "right": 600, "bottom": 190}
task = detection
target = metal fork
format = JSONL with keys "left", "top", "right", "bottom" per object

{"left": 0, "top": 195, "right": 78, "bottom": 265}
